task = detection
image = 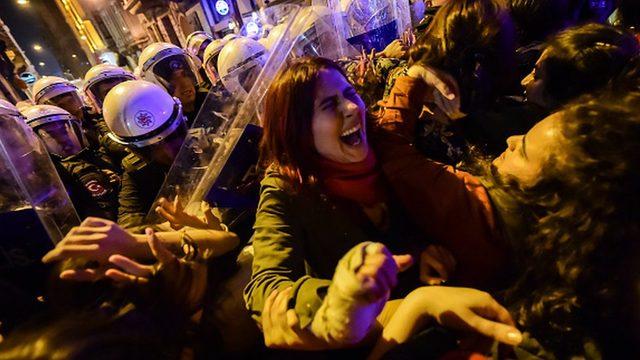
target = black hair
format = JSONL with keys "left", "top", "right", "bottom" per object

{"left": 538, "top": 23, "right": 639, "bottom": 109}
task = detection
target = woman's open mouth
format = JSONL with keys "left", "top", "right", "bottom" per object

{"left": 339, "top": 124, "right": 363, "bottom": 146}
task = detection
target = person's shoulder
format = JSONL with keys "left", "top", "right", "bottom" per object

{"left": 259, "top": 166, "right": 289, "bottom": 192}
{"left": 121, "top": 153, "right": 148, "bottom": 173}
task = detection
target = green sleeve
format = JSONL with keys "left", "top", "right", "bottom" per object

{"left": 243, "top": 178, "right": 331, "bottom": 328}
{"left": 117, "top": 171, "right": 146, "bottom": 229}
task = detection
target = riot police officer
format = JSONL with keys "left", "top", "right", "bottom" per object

{"left": 137, "top": 42, "right": 209, "bottom": 126}
{"left": 185, "top": 31, "right": 214, "bottom": 87}
{"left": 102, "top": 80, "right": 188, "bottom": 228}
{"left": 23, "top": 105, "right": 120, "bottom": 221}
{"left": 32, "top": 76, "right": 122, "bottom": 168}
{"left": 82, "top": 64, "right": 137, "bottom": 165}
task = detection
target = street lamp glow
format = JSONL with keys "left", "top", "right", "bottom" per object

{"left": 33, "top": 44, "right": 42, "bottom": 51}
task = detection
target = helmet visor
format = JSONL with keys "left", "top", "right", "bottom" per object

{"left": 204, "top": 55, "right": 221, "bottom": 84}
{"left": 87, "top": 77, "right": 130, "bottom": 111}
{"left": 43, "top": 92, "right": 84, "bottom": 113}
{"left": 35, "top": 120, "right": 85, "bottom": 158}
{"left": 151, "top": 54, "right": 199, "bottom": 94}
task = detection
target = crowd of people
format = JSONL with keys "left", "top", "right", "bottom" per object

{"left": 0, "top": 0, "right": 639, "bottom": 358}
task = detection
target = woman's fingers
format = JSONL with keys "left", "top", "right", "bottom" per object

{"left": 262, "top": 289, "right": 279, "bottom": 331}
{"left": 105, "top": 268, "right": 150, "bottom": 285}
{"left": 59, "top": 268, "right": 101, "bottom": 282}
{"left": 155, "top": 205, "right": 178, "bottom": 223}
{"left": 393, "top": 254, "right": 414, "bottom": 272}
{"left": 463, "top": 309, "right": 522, "bottom": 346}
{"left": 109, "top": 254, "right": 153, "bottom": 277}
{"left": 433, "top": 245, "right": 456, "bottom": 273}
{"left": 420, "top": 251, "right": 450, "bottom": 285}
{"left": 146, "top": 228, "right": 175, "bottom": 265}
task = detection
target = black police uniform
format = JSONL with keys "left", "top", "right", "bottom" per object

{"left": 55, "top": 148, "right": 121, "bottom": 221}
{"left": 117, "top": 153, "right": 168, "bottom": 229}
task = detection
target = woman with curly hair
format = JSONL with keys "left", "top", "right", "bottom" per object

{"left": 369, "top": 62, "right": 640, "bottom": 357}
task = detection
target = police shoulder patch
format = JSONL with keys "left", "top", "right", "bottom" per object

{"left": 84, "top": 178, "right": 109, "bottom": 198}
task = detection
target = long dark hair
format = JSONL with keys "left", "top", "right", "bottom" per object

{"left": 538, "top": 23, "right": 640, "bottom": 109}
{"left": 260, "top": 57, "right": 349, "bottom": 189}
{"left": 481, "top": 91, "right": 640, "bottom": 357}
{"left": 409, "top": 0, "right": 516, "bottom": 114}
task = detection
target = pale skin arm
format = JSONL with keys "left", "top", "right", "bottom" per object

{"left": 130, "top": 228, "right": 240, "bottom": 260}
{"left": 368, "top": 287, "right": 523, "bottom": 360}
{"left": 41, "top": 217, "right": 239, "bottom": 281}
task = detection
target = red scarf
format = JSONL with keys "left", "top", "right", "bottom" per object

{"left": 315, "top": 148, "right": 387, "bottom": 207}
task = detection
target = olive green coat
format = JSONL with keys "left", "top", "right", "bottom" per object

{"left": 243, "top": 168, "right": 423, "bottom": 328}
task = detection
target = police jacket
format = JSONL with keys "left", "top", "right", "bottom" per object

{"left": 117, "top": 153, "right": 167, "bottom": 229}
{"left": 56, "top": 148, "right": 121, "bottom": 221}
{"left": 81, "top": 108, "right": 129, "bottom": 168}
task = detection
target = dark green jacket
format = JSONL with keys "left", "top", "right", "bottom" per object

{"left": 56, "top": 148, "right": 121, "bottom": 221}
{"left": 117, "top": 153, "right": 167, "bottom": 229}
{"left": 82, "top": 108, "right": 129, "bottom": 167}
{"left": 244, "top": 168, "right": 424, "bottom": 328}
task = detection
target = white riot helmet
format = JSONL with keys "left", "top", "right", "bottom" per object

{"left": 202, "top": 39, "right": 228, "bottom": 84}
{"left": 23, "top": 105, "right": 86, "bottom": 158}
{"left": 83, "top": 64, "right": 136, "bottom": 112}
{"left": 222, "top": 33, "right": 238, "bottom": 42}
{"left": 102, "top": 80, "right": 185, "bottom": 148}
{"left": 32, "top": 76, "right": 79, "bottom": 105}
{"left": 217, "top": 37, "right": 268, "bottom": 98}
{"left": 137, "top": 42, "right": 201, "bottom": 94}
{"left": 262, "top": 23, "right": 287, "bottom": 51}
{"left": 185, "top": 31, "right": 213, "bottom": 61}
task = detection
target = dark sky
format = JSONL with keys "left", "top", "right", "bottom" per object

{"left": 0, "top": 0, "right": 91, "bottom": 78}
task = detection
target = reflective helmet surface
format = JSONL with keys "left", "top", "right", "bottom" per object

{"left": 83, "top": 64, "right": 136, "bottom": 112}
{"left": 22, "top": 105, "right": 85, "bottom": 157}
{"left": 32, "top": 76, "right": 78, "bottom": 105}
{"left": 185, "top": 31, "right": 213, "bottom": 61}
{"left": 102, "top": 80, "right": 185, "bottom": 148}
{"left": 138, "top": 42, "right": 201, "bottom": 93}
{"left": 203, "top": 39, "right": 228, "bottom": 84}
{"left": 217, "top": 37, "right": 268, "bottom": 98}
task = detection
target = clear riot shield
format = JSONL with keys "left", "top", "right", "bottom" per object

{"left": 144, "top": 6, "right": 359, "bottom": 226}
{"left": 0, "top": 112, "right": 80, "bottom": 295}
{"left": 320, "top": 0, "right": 412, "bottom": 53}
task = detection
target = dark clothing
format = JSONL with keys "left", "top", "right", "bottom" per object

{"left": 410, "top": 97, "right": 546, "bottom": 166}
{"left": 374, "top": 76, "right": 510, "bottom": 288}
{"left": 244, "top": 167, "right": 426, "bottom": 328}
{"left": 81, "top": 108, "right": 129, "bottom": 169}
{"left": 55, "top": 148, "right": 121, "bottom": 220}
{"left": 117, "top": 153, "right": 167, "bottom": 229}
{"left": 460, "top": 97, "right": 548, "bottom": 158}
{"left": 184, "top": 88, "right": 210, "bottom": 127}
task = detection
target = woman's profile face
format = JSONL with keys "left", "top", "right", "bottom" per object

{"left": 311, "top": 68, "right": 368, "bottom": 163}
{"left": 492, "top": 111, "right": 566, "bottom": 188}
{"left": 521, "top": 50, "right": 549, "bottom": 108}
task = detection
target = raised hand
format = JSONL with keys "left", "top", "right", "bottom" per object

{"left": 155, "top": 195, "right": 223, "bottom": 230}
